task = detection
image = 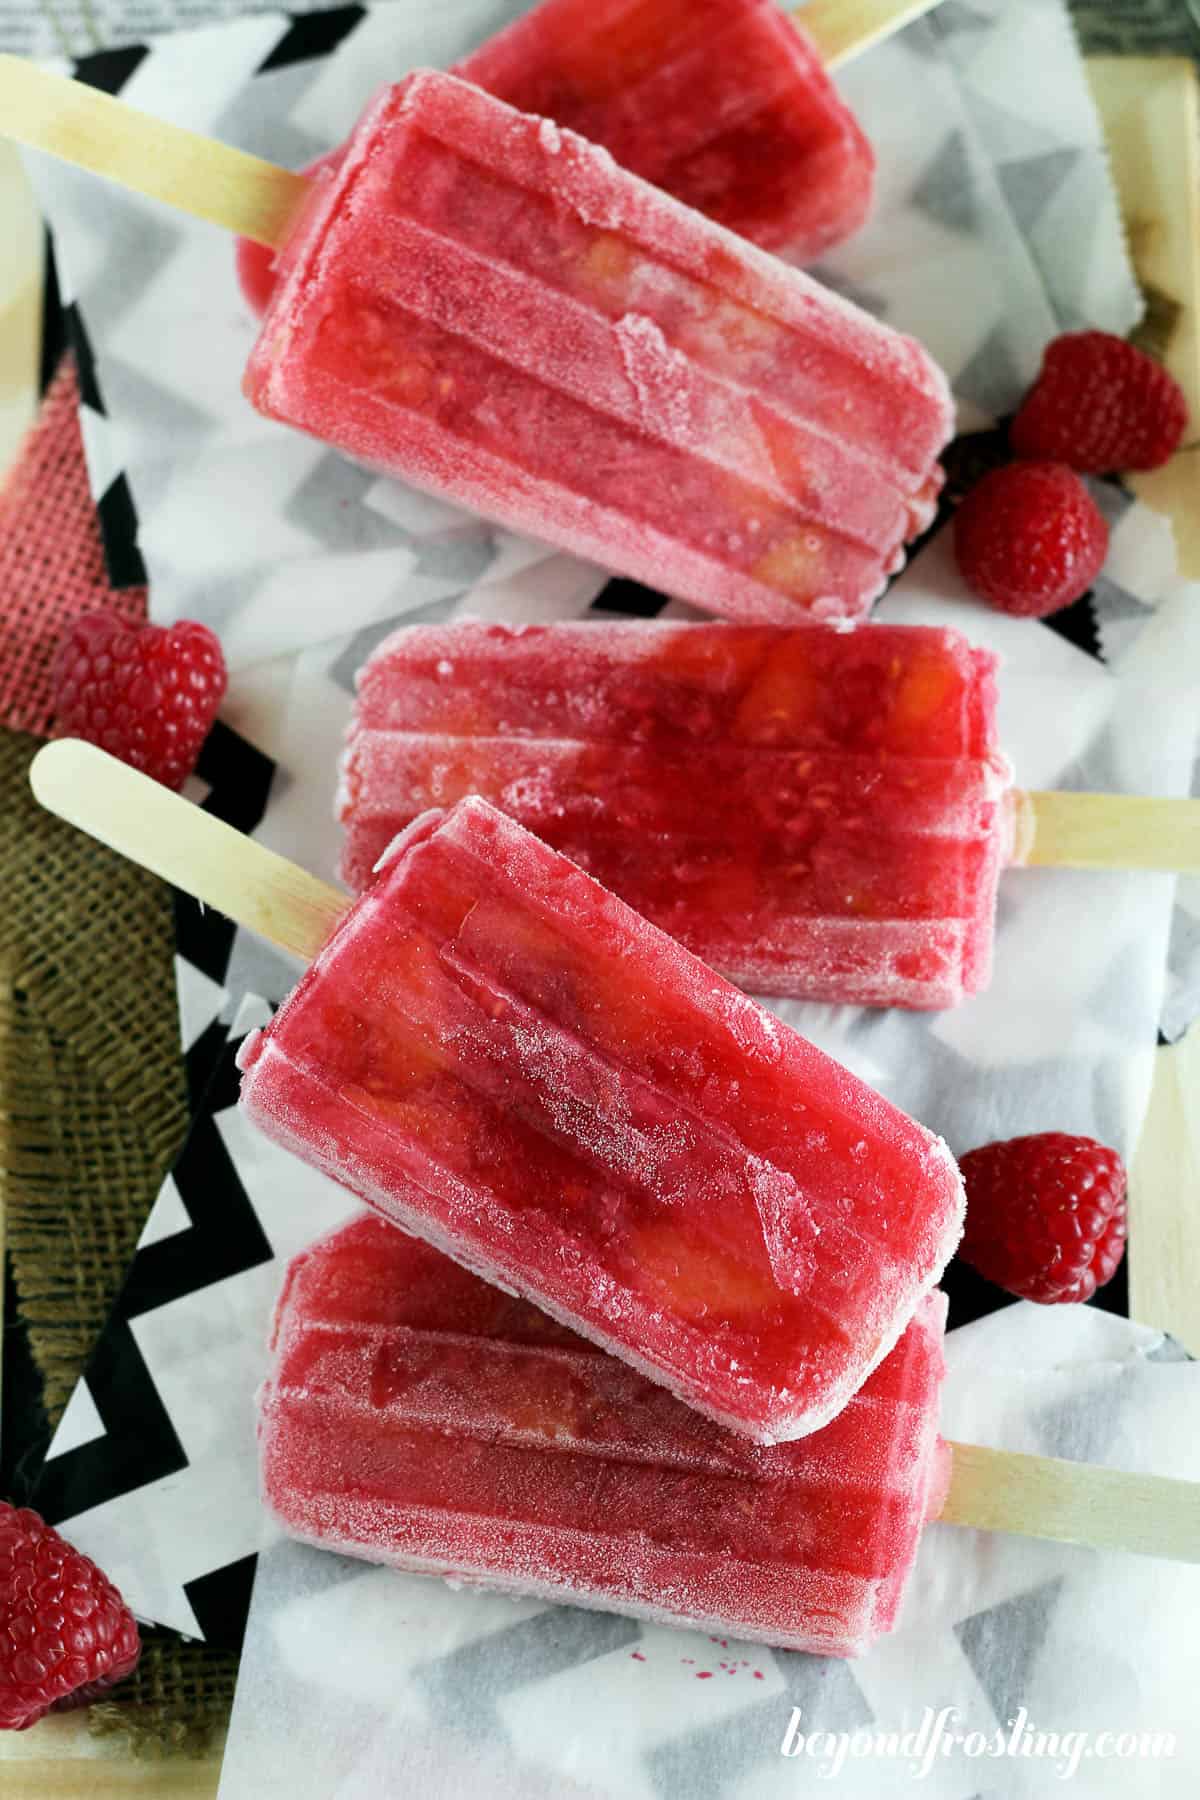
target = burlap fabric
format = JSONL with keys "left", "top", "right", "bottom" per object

{"left": 0, "top": 357, "right": 147, "bottom": 738}
{"left": 1070, "top": 1, "right": 1199, "bottom": 56}
{"left": 0, "top": 361, "right": 236, "bottom": 1753}
{"left": 0, "top": 724, "right": 239, "bottom": 1751}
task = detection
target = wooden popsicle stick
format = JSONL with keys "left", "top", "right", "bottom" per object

{"left": 941, "top": 1442, "right": 1200, "bottom": 1564}
{"left": 30, "top": 744, "right": 1200, "bottom": 953}
{"left": 799, "top": 0, "right": 944, "bottom": 69}
{"left": 0, "top": 54, "right": 306, "bottom": 248}
{"left": 1017, "top": 790, "right": 1200, "bottom": 876}
{"left": 29, "top": 739, "right": 348, "bottom": 962}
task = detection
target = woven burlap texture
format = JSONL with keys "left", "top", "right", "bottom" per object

{"left": 0, "top": 356, "right": 147, "bottom": 738}
{"left": 1069, "top": 0, "right": 1200, "bottom": 55}
{"left": 0, "top": 725, "right": 238, "bottom": 1751}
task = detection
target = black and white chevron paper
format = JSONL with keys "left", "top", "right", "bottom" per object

{"left": 32, "top": 1000, "right": 357, "bottom": 1644}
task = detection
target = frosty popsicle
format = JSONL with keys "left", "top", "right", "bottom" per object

{"left": 260, "top": 1216, "right": 1200, "bottom": 1657}
{"left": 338, "top": 620, "right": 1013, "bottom": 1008}
{"left": 261, "top": 1217, "right": 951, "bottom": 1657}
{"left": 1, "top": 60, "right": 952, "bottom": 626}
{"left": 235, "top": 0, "right": 881, "bottom": 314}
{"left": 467, "top": 0, "right": 877, "bottom": 257}
{"left": 245, "top": 70, "right": 953, "bottom": 627}
{"left": 237, "top": 792, "right": 965, "bottom": 1441}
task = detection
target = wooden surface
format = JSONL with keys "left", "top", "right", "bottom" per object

{"left": 30, "top": 741, "right": 349, "bottom": 963}
{"left": 0, "top": 139, "right": 41, "bottom": 482}
{"left": 1088, "top": 56, "right": 1200, "bottom": 578}
{"left": 1087, "top": 55, "right": 1200, "bottom": 1345}
{"left": 0, "top": 54, "right": 307, "bottom": 248}
{"left": 1131, "top": 1026, "right": 1200, "bottom": 1354}
{"left": 0, "top": 1714, "right": 223, "bottom": 1797}
{"left": 800, "top": 0, "right": 942, "bottom": 67}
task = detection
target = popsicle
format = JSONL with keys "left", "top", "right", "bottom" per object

{"left": 238, "top": 794, "right": 965, "bottom": 1441}
{"left": 1, "top": 60, "right": 953, "bottom": 627}
{"left": 235, "top": 0, "right": 882, "bottom": 315}
{"left": 244, "top": 70, "right": 954, "bottom": 627}
{"left": 338, "top": 619, "right": 1013, "bottom": 1008}
{"left": 261, "top": 1216, "right": 951, "bottom": 1657}
{"left": 260, "top": 1216, "right": 1200, "bottom": 1657}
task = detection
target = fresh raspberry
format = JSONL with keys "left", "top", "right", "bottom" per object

{"left": 0, "top": 1504, "right": 141, "bottom": 1730}
{"left": 953, "top": 462, "right": 1108, "bottom": 618}
{"left": 958, "top": 1133, "right": 1127, "bottom": 1305}
{"left": 52, "top": 610, "right": 227, "bottom": 790}
{"left": 1011, "top": 331, "right": 1188, "bottom": 472}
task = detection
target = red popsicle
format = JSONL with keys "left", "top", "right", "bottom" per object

{"left": 239, "top": 796, "right": 965, "bottom": 1442}
{"left": 261, "top": 1217, "right": 950, "bottom": 1656}
{"left": 236, "top": 0, "right": 874, "bottom": 312}
{"left": 338, "top": 620, "right": 1013, "bottom": 1008}
{"left": 244, "top": 71, "right": 952, "bottom": 628}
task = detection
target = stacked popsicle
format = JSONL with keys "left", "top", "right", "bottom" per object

{"left": 338, "top": 620, "right": 1014, "bottom": 1008}
{"left": 235, "top": 50, "right": 964, "bottom": 1640}
{"left": 1, "top": 5, "right": 981, "bottom": 1661}
{"left": 262, "top": 1216, "right": 951, "bottom": 1658}
{"left": 246, "top": 70, "right": 952, "bottom": 626}
{"left": 240, "top": 797, "right": 965, "bottom": 1444}
{"left": 238, "top": 0, "right": 875, "bottom": 315}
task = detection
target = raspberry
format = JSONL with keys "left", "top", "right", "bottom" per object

{"left": 953, "top": 462, "right": 1108, "bottom": 618}
{"left": 958, "top": 1133, "right": 1127, "bottom": 1305}
{"left": 1011, "top": 331, "right": 1188, "bottom": 472}
{"left": 0, "top": 1504, "right": 140, "bottom": 1730}
{"left": 52, "top": 610, "right": 227, "bottom": 791}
